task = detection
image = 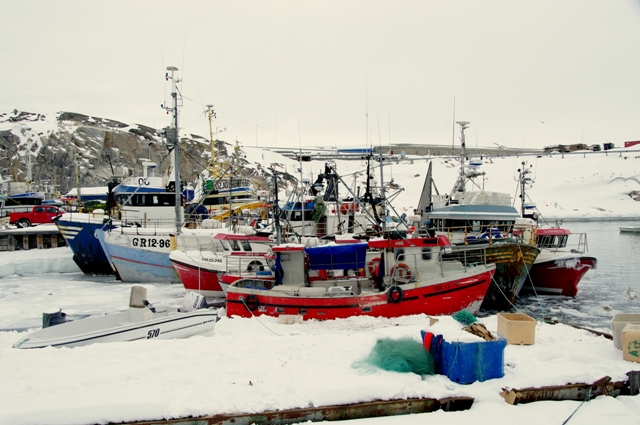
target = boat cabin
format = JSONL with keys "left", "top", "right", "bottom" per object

{"left": 535, "top": 227, "right": 571, "bottom": 249}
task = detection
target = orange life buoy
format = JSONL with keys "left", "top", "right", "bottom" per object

{"left": 390, "top": 263, "right": 412, "bottom": 282}
{"left": 368, "top": 257, "right": 381, "bottom": 276}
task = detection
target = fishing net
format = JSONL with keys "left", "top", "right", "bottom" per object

{"left": 452, "top": 310, "right": 478, "bottom": 327}
{"left": 358, "top": 337, "right": 436, "bottom": 375}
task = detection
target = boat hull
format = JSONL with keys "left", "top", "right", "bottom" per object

{"left": 445, "top": 242, "right": 540, "bottom": 311}
{"left": 170, "top": 247, "right": 271, "bottom": 297}
{"left": 95, "top": 229, "right": 180, "bottom": 283}
{"left": 226, "top": 268, "right": 494, "bottom": 320}
{"left": 55, "top": 215, "right": 116, "bottom": 275}
{"left": 522, "top": 255, "right": 597, "bottom": 297}
{"left": 620, "top": 227, "right": 640, "bottom": 234}
{"left": 13, "top": 308, "right": 219, "bottom": 349}
{"left": 171, "top": 256, "right": 225, "bottom": 297}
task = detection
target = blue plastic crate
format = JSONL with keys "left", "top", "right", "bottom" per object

{"left": 421, "top": 330, "right": 507, "bottom": 384}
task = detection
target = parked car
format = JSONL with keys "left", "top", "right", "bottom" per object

{"left": 9, "top": 206, "right": 63, "bottom": 227}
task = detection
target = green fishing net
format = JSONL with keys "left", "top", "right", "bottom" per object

{"left": 452, "top": 310, "right": 478, "bottom": 327}
{"left": 358, "top": 337, "right": 436, "bottom": 375}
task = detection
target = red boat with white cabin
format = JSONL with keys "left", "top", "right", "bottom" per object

{"left": 225, "top": 235, "right": 496, "bottom": 320}
{"left": 169, "top": 232, "right": 273, "bottom": 297}
{"left": 515, "top": 221, "right": 597, "bottom": 297}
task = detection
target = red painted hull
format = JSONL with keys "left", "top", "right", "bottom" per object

{"left": 523, "top": 256, "right": 597, "bottom": 297}
{"left": 226, "top": 269, "right": 495, "bottom": 320}
{"left": 171, "top": 259, "right": 224, "bottom": 297}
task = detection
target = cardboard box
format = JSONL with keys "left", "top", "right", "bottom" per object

{"left": 497, "top": 313, "right": 536, "bottom": 345}
{"left": 611, "top": 314, "right": 640, "bottom": 350}
{"left": 622, "top": 323, "right": 640, "bottom": 363}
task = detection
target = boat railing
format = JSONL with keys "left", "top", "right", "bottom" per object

{"left": 364, "top": 245, "right": 490, "bottom": 285}
{"left": 546, "top": 232, "right": 589, "bottom": 254}
{"left": 224, "top": 255, "right": 270, "bottom": 276}
{"left": 575, "top": 233, "right": 589, "bottom": 253}
{"left": 174, "top": 234, "right": 220, "bottom": 253}
{"left": 434, "top": 224, "right": 514, "bottom": 245}
{"left": 438, "top": 244, "right": 490, "bottom": 275}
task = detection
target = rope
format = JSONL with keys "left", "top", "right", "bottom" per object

{"left": 240, "top": 297, "right": 281, "bottom": 336}
{"left": 561, "top": 388, "right": 592, "bottom": 425}
{"left": 485, "top": 241, "right": 549, "bottom": 326}
{"left": 514, "top": 241, "right": 549, "bottom": 323}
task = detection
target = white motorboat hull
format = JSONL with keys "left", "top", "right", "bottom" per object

{"left": 13, "top": 307, "right": 219, "bottom": 349}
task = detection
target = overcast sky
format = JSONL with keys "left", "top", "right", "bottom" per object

{"left": 2, "top": 0, "right": 640, "bottom": 151}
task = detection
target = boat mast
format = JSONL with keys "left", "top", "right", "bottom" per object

{"left": 516, "top": 160, "right": 534, "bottom": 219}
{"left": 458, "top": 121, "right": 469, "bottom": 192}
{"left": 451, "top": 121, "right": 470, "bottom": 200}
{"left": 205, "top": 104, "right": 225, "bottom": 178}
{"left": 272, "top": 168, "right": 281, "bottom": 244}
{"left": 163, "top": 66, "right": 181, "bottom": 235}
{"left": 378, "top": 152, "right": 386, "bottom": 233}
{"left": 74, "top": 153, "right": 80, "bottom": 209}
{"left": 206, "top": 105, "right": 217, "bottom": 177}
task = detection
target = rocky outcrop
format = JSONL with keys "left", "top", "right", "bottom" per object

{"left": 0, "top": 110, "right": 292, "bottom": 197}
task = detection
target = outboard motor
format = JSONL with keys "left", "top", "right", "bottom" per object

{"left": 180, "top": 292, "right": 208, "bottom": 312}
{"left": 42, "top": 309, "right": 67, "bottom": 328}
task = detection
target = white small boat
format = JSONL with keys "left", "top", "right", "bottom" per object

{"left": 620, "top": 226, "right": 640, "bottom": 234}
{"left": 13, "top": 286, "right": 219, "bottom": 349}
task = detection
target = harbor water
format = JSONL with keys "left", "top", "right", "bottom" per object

{"left": 510, "top": 219, "right": 640, "bottom": 333}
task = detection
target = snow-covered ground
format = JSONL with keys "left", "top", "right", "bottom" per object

{"left": 1, "top": 247, "right": 640, "bottom": 425}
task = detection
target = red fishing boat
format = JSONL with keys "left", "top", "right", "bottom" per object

{"left": 520, "top": 226, "right": 597, "bottom": 297}
{"left": 169, "top": 232, "right": 273, "bottom": 297}
{"left": 225, "top": 235, "right": 496, "bottom": 320}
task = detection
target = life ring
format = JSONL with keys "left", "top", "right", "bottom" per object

{"left": 390, "top": 263, "right": 412, "bottom": 283}
{"left": 387, "top": 286, "right": 404, "bottom": 303}
{"left": 243, "top": 294, "right": 259, "bottom": 311}
{"left": 368, "top": 257, "right": 381, "bottom": 276}
{"left": 247, "top": 260, "right": 265, "bottom": 272}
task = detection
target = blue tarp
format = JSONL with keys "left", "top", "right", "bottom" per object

{"left": 306, "top": 243, "right": 368, "bottom": 270}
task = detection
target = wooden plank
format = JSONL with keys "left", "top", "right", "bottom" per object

{"left": 500, "top": 376, "right": 632, "bottom": 405}
{"left": 110, "top": 397, "right": 448, "bottom": 425}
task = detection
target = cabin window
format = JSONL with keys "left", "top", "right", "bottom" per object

{"left": 219, "top": 240, "right": 230, "bottom": 251}
{"left": 422, "top": 248, "right": 432, "bottom": 260}
{"left": 202, "top": 196, "right": 228, "bottom": 206}
{"left": 395, "top": 249, "right": 405, "bottom": 261}
{"left": 229, "top": 240, "right": 240, "bottom": 251}
{"left": 118, "top": 193, "right": 175, "bottom": 207}
{"left": 241, "top": 240, "right": 252, "bottom": 251}
{"left": 35, "top": 207, "right": 45, "bottom": 213}
{"left": 46, "top": 207, "right": 58, "bottom": 213}
{"left": 5, "top": 198, "right": 41, "bottom": 207}
{"left": 558, "top": 235, "right": 568, "bottom": 247}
